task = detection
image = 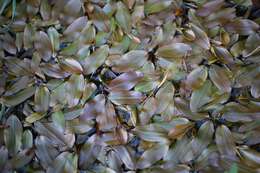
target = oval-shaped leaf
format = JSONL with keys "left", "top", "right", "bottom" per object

{"left": 4, "top": 115, "right": 23, "bottom": 156}
{"left": 209, "top": 64, "right": 231, "bottom": 93}
{"left": 157, "top": 43, "right": 192, "bottom": 61}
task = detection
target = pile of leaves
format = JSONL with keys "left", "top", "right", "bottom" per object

{"left": 0, "top": 0, "right": 259, "bottom": 172}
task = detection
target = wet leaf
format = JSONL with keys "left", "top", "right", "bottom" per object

{"left": 108, "top": 71, "right": 143, "bottom": 91}
{"left": 42, "top": 63, "right": 70, "bottom": 79}
{"left": 190, "top": 80, "right": 212, "bottom": 112}
{"left": 4, "top": 115, "right": 23, "bottom": 156}
{"left": 26, "top": 112, "right": 45, "bottom": 123}
{"left": 114, "top": 146, "right": 135, "bottom": 170}
{"left": 144, "top": 1, "right": 172, "bottom": 15}
{"left": 157, "top": 43, "right": 192, "bottom": 61}
{"left": 60, "top": 58, "right": 83, "bottom": 74}
{"left": 137, "top": 144, "right": 168, "bottom": 169}
{"left": 109, "top": 90, "right": 144, "bottom": 105}
{"left": 65, "top": 74, "right": 85, "bottom": 107}
{"left": 196, "top": 0, "right": 224, "bottom": 17}
{"left": 63, "top": 16, "right": 88, "bottom": 42}
{"left": 115, "top": 2, "right": 131, "bottom": 33}
{"left": 34, "top": 86, "right": 50, "bottom": 112}
{"left": 34, "top": 31, "right": 52, "bottom": 61}
{"left": 2, "top": 86, "right": 36, "bottom": 107}
{"left": 23, "top": 24, "right": 35, "bottom": 49}
{"left": 216, "top": 125, "right": 237, "bottom": 158}
{"left": 47, "top": 152, "right": 78, "bottom": 173}
{"left": 191, "top": 23, "right": 211, "bottom": 50}
{"left": 35, "top": 136, "right": 59, "bottom": 169}
{"left": 209, "top": 64, "right": 231, "bottom": 93}
{"left": 22, "top": 130, "right": 33, "bottom": 149}
{"left": 82, "top": 45, "right": 109, "bottom": 74}
{"left": 225, "top": 19, "right": 259, "bottom": 35}
{"left": 40, "top": 0, "right": 51, "bottom": 20}
{"left": 186, "top": 66, "right": 208, "bottom": 90}
{"left": 4, "top": 76, "right": 31, "bottom": 96}
{"left": 112, "top": 50, "right": 148, "bottom": 72}
{"left": 10, "top": 148, "right": 34, "bottom": 169}
{"left": 47, "top": 27, "right": 60, "bottom": 54}
{"left": 34, "top": 122, "right": 75, "bottom": 148}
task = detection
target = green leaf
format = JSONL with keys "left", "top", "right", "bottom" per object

{"left": 157, "top": 43, "right": 192, "bottom": 61}
{"left": 191, "top": 23, "right": 210, "bottom": 50}
{"left": 34, "top": 86, "right": 50, "bottom": 113}
{"left": 144, "top": 1, "right": 172, "bottom": 15}
{"left": 4, "top": 115, "right": 23, "bottom": 156}
{"left": 82, "top": 45, "right": 109, "bottom": 74}
{"left": 2, "top": 86, "right": 36, "bottom": 107}
{"left": 115, "top": 2, "right": 131, "bottom": 33}
{"left": 186, "top": 66, "right": 208, "bottom": 90}
{"left": 190, "top": 80, "right": 212, "bottom": 112}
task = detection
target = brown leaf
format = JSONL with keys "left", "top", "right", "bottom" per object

{"left": 108, "top": 71, "right": 143, "bottom": 91}
{"left": 215, "top": 125, "right": 237, "bottom": 158}
{"left": 60, "top": 58, "right": 83, "bottom": 74}
{"left": 225, "top": 19, "right": 259, "bottom": 35}
{"left": 34, "top": 86, "right": 50, "bottom": 113}
{"left": 168, "top": 123, "right": 193, "bottom": 139}
{"left": 186, "top": 66, "right": 208, "bottom": 90}
{"left": 209, "top": 64, "right": 231, "bottom": 93}
{"left": 108, "top": 90, "right": 144, "bottom": 105}
{"left": 196, "top": 0, "right": 224, "bottom": 17}
{"left": 34, "top": 31, "right": 52, "bottom": 61}
{"left": 157, "top": 43, "right": 192, "bottom": 61}
{"left": 190, "top": 23, "right": 210, "bottom": 50}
